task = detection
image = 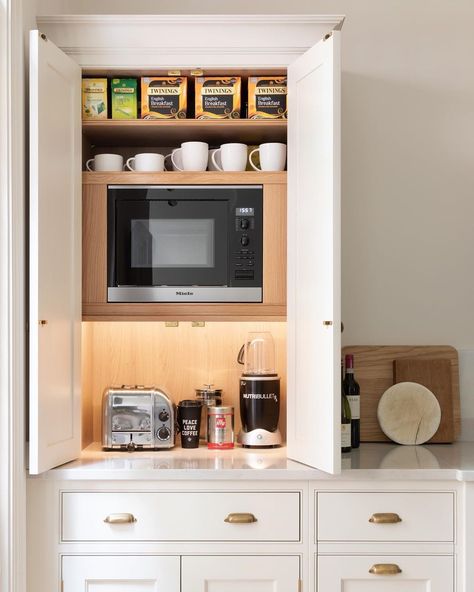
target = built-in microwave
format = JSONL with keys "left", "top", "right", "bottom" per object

{"left": 107, "top": 185, "right": 263, "bottom": 302}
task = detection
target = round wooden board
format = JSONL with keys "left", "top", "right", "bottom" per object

{"left": 377, "top": 382, "right": 441, "bottom": 445}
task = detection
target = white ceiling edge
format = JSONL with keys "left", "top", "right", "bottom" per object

{"left": 36, "top": 14, "right": 346, "bottom": 25}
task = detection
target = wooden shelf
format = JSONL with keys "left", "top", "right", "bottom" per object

{"left": 83, "top": 171, "right": 287, "bottom": 184}
{"left": 82, "top": 118, "right": 287, "bottom": 147}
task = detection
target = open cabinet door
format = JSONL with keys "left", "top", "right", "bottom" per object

{"left": 29, "top": 31, "right": 82, "bottom": 474}
{"left": 286, "top": 32, "right": 341, "bottom": 474}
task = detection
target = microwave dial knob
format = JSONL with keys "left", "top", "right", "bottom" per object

{"left": 240, "top": 235, "right": 250, "bottom": 246}
{"left": 157, "top": 426, "right": 170, "bottom": 440}
{"left": 158, "top": 410, "right": 170, "bottom": 422}
{"left": 240, "top": 218, "right": 250, "bottom": 230}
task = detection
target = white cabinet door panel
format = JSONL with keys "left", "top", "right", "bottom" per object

{"left": 62, "top": 556, "right": 180, "bottom": 592}
{"left": 182, "top": 556, "right": 300, "bottom": 592}
{"left": 318, "top": 555, "right": 453, "bottom": 592}
{"left": 29, "top": 30, "right": 82, "bottom": 474}
{"left": 287, "top": 31, "right": 341, "bottom": 473}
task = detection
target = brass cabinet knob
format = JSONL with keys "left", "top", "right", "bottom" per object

{"left": 103, "top": 513, "right": 137, "bottom": 524}
{"left": 369, "top": 512, "right": 402, "bottom": 524}
{"left": 39, "top": 320, "right": 48, "bottom": 326}
{"left": 369, "top": 564, "right": 402, "bottom": 575}
{"left": 224, "top": 513, "right": 258, "bottom": 524}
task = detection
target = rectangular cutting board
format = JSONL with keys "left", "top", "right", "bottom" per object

{"left": 341, "top": 346, "right": 460, "bottom": 443}
{"left": 394, "top": 358, "right": 453, "bottom": 443}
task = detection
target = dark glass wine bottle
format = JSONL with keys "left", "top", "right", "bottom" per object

{"left": 341, "top": 360, "right": 352, "bottom": 453}
{"left": 344, "top": 354, "right": 360, "bottom": 449}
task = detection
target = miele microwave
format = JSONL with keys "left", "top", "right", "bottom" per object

{"left": 107, "top": 185, "right": 263, "bottom": 302}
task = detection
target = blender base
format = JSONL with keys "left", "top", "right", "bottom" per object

{"left": 238, "top": 428, "right": 282, "bottom": 448}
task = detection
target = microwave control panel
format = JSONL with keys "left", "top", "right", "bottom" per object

{"left": 231, "top": 203, "right": 262, "bottom": 283}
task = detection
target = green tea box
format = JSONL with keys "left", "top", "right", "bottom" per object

{"left": 82, "top": 78, "right": 108, "bottom": 119}
{"left": 111, "top": 78, "right": 138, "bottom": 119}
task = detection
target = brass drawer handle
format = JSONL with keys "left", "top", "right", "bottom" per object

{"left": 369, "top": 512, "right": 402, "bottom": 524}
{"left": 103, "top": 513, "right": 137, "bottom": 524}
{"left": 224, "top": 513, "right": 258, "bottom": 524}
{"left": 369, "top": 564, "right": 402, "bottom": 576}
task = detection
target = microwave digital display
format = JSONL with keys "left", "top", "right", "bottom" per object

{"left": 236, "top": 207, "right": 255, "bottom": 216}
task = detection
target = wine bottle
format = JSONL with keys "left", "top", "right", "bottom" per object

{"left": 344, "top": 354, "right": 360, "bottom": 449}
{"left": 341, "top": 360, "right": 352, "bottom": 453}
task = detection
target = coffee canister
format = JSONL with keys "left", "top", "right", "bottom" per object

{"left": 207, "top": 406, "right": 234, "bottom": 449}
{"left": 195, "top": 385, "right": 223, "bottom": 442}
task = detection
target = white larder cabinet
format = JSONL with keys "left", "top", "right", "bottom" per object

{"left": 29, "top": 17, "right": 342, "bottom": 475}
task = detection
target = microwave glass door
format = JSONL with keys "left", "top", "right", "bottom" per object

{"left": 115, "top": 197, "right": 228, "bottom": 286}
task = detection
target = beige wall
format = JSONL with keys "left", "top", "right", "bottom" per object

{"left": 37, "top": 0, "right": 474, "bottom": 434}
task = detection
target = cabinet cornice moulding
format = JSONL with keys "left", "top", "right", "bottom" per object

{"left": 35, "top": 13, "right": 345, "bottom": 68}
{"left": 65, "top": 46, "right": 306, "bottom": 56}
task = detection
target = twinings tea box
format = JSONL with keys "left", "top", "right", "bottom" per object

{"left": 82, "top": 78, "right": 108, "bottom": 119}
{"left": 111, "top": 78, "right": 137, "bottom": 119}
{"left": 195, "top": 76, "right": 241, "bottom": 119}
{"left": 248, "top": 76, "right": 287, "bottom": 119}
{"left": 141, "top": 77, "right": 187, "bottom": 119}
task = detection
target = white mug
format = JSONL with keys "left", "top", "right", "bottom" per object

{"left": 125, "top": 153, "right": 165, "bottom": 172}
{"left": 211, "top": 143, "right": 248, "bottom": 172}
{"left": 85, "top": 153, "right": 123, "bottom": 172}
{"left": 249, "top": 143, "right": 287, "bottom": 172}
{"left": 171, "top": 141, "right": 209, "bottom": 172}
{"left": 208, "top": 148, "right": 222, "bottom": 171}
{"left": 164, "top": 148, "right": 183, "bottom": 171}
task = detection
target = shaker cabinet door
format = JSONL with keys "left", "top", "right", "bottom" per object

{"left": 62, "top": 555, "right": 180, "bottom": 592}
{"left": 29, "top": 30, "right": 82, "bottom": 474}
{"left": 182, "top": 555, "right": 300, "bottom": 592}
{"left": 286, "top": 31, "right": 341, "bottom": 473}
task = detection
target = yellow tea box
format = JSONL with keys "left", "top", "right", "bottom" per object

{"left": 248, "top": 76, "right": 287, "bottom": 119}
{"left": 82, "top": 78, "right": 108, "bottom": 119}
{"left": 141, "top": 77, "right": 187, "bottom": 119}
{"left": 111, "top": 78, "right": 137, "bottom": 119}
{"left": 195, "top": 76, "right": 241, "bottom": 119}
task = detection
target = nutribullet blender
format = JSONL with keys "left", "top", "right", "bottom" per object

{"left": 237, "top": 331, "right": 282, "bottom": 447}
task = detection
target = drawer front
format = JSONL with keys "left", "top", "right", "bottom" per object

{"left": 61, "top": 491, "right": 300, "bottom": 542}
{"left": 318, "top": 492, "right": 454, "bottom": 542}
{"left": 318, "top": 555, "right": 454, "bottom": 592}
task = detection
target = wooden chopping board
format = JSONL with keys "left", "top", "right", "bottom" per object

{"left": 341, "top": 346, "right": 460, "bottom": 443}
{"left": 394, "top": 359, "right": 453, "bottom": 443}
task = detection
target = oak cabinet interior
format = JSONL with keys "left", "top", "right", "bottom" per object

{"left": 82, "top": 172, "right": 287, "bottom": 321}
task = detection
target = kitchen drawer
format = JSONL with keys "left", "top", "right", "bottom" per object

{"left": 318, "top": 555, "right": 454, "bottom": 591}
{"left": 318, "top": 492, "right": 454, "bottom": 542}
{"left": 61, "top": 490, "right": 300, "bottom": 542}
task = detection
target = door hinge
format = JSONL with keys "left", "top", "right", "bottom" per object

{"left": 298, "top": 579, "right": 302, "bottom": 592}
{"left": 60, "top": 581, "right": 64, "bottom": 592}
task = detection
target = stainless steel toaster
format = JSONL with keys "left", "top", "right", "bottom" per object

{"left": 102, "top": 386, "right": 175, "bottom": 450}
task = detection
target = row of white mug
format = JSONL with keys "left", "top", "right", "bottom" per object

{"left": 85, "top": 141, "right": 287, "bottom": 173}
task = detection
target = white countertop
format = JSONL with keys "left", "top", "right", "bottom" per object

{"left": 31, "top": 441, "right": 474, "bottom": 481}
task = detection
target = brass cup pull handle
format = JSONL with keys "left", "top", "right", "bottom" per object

{"left": 369, "top": 564, "right": 402, "bottom": 576}
{"left": 369, "top": 512, "right": 402, "bottom": 524}
{"left": 103, "top": 513, "right": 137, "bottom": 524}
{"left": 224, "top": 513, "right": 258, "bottom": 524}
